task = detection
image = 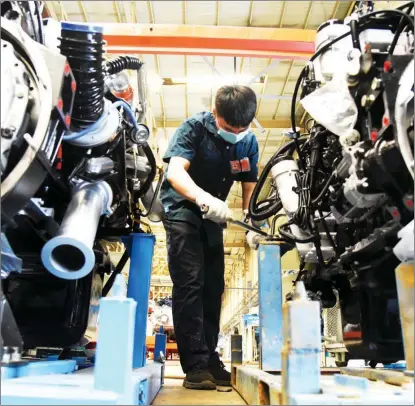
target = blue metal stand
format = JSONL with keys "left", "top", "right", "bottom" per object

{"left": 122, "top": 233, "right": 156, "bottom": 369}
{"left": 154, "top": 335, "right": 167, "bottom": 362}
{"left": 258, "top": 243, "right": 283, "bottom": 372}
{"left": 1, "top": 233, "right": 163, "bottom": 405}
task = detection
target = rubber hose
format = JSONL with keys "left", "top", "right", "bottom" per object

{"left": 102, "top": 250, "right": 129, "bottom": 297}
{"left": 136, "top": 142, "right": 157, "bottom": 199}
{"left": 59, "top": 24, "right": 105, "bottom": 129}
{"left": 106, "top": 56, "right": 143, "bottom": 75}
{"left": 350, "top": 19, "right": 361, "bottom": 51}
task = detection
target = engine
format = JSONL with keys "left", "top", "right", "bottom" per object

{"left": 0, "top": 2, "right": 164, "bottom": 353}
{"left": 249, "top": 2, "right": 414, "bottom": 366}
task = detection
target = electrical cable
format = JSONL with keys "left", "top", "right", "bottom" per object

{"left": 318, "top": 209, "right": 338, "bottom": 254}
{"left": 102, "top": 250, "right": 129, "bottom": 297}
{"left": 397, "top": 2, "right": 415, "bottom": 12}
{"left": 290, "top": 7, "right": 413, "bottom": 135}
{"left": 350, "top": 19, "right": 361, "bottom": 51}
{"left": 249, "top": 138, "right": 307, "bottom": 221}
{"left": 140, "top": 167, "right": 164, "bottom": 217}
{"left": 361, "top": 9, "right": 414, "bottom": 31}
{"left": 311, "top": 172, "right": 335, "bottom": 206}
{"left": 136, "top": 142, "right": 157, "bottom": 199}
{"left": 34, "top": 1, "right": 44, "bottom": 45}
{"left": 305, "top": 118, "right": 315, "bottom": 133}
{"left": 389, "top": 15, "right": 409, "bottom": 54}
{"left": 271, "top": 213, "right": 287, "bottom": 235}
{"left": 278, "top": 221, "right": 316, "bottom": 244}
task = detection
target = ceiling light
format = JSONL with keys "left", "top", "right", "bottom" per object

{"left": 166, "top": 74, "right": 265, "bottom": 87}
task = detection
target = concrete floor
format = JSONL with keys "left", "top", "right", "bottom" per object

{"left": 152, "top": 361, "right": 246, "bottom": 405}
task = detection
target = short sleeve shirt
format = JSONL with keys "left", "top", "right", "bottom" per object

{"left": 160, "top": 111, "right": 259, "bottom": 225}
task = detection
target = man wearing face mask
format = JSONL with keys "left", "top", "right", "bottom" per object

{"left": 160, "top": 85, "right": 258, "bottom": 390}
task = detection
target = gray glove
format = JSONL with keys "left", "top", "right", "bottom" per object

{"left": 246, "top": 230, "right": 261, "bottom": 250}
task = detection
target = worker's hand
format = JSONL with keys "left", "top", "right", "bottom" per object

{"left": 246, "top": 230, "right": 261, "bottom": 250}
{"left": 244, "top": 213, "right": 267, "bottom": 250}
{"left": 195, "top": 191, "right": 231, "bottom": 223}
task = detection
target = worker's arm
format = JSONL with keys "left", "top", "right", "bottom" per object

{"left": 163, "top": 120, "right": 203, "bottom": 203}
{"left": 166, "top": 157, "right": 204, "bottom": 203}
{"left": 241, "top": 182, "right": 256, "bottom": 211}
{"left": 163, "top": 122, "right": 230, "bottom": 222}
{"left": 167, "top": 156, "right": 229, "bottom": 222}
{"left": 236, "top": 135, "right": 259, "bottom": 213}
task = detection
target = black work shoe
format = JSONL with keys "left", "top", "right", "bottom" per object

{"left": 183, "top": 366, "right": 216, "bottom": 390}
{"left": 209, "top": 360, "right": 231, "bottom": 386}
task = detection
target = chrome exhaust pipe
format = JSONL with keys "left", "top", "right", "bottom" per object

{"left": 41, "top": 181, "right": 112, "bottom": 280}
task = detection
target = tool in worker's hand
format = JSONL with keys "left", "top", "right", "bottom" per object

{"left": 200, "top": 205, "right": 268, "bottom": 237}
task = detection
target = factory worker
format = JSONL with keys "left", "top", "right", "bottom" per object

{"left": 160, "top": 85, "right": 259, "bottom": 390}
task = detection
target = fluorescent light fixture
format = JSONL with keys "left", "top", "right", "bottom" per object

{"left": 168, "top": 74, "right": 264, "bottom": 86}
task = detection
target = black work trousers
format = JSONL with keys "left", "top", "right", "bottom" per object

{"left": 163, "top": 218, "right": 225, "bottom": 373}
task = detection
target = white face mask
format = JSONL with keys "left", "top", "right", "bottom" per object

{"left": 217, "top": 127, "right": 250, "bottom": 144}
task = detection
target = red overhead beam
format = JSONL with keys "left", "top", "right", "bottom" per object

{"left": 102, "top": 23, "right": 316, "bottom": 60}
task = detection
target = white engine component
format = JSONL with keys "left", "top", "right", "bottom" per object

{"left": 270, "top": 158, "right": 299, "bottom": 216}
{"left": 64, "top": 99, "right": 121, "bottom": 148}
{"left": 394, "top": 58, "right": 414, "bottom": 180}
{"left": 271, "top": 158, "right": 336, "bottom": 262}
{"left": 314, "top": 18, "right": 410, "bottom": 83}
{"left": 393, "top": 219, "right": 414, "bottom": 262}
{"left": 1, "top": 39, "right": 30, "bottom": 175}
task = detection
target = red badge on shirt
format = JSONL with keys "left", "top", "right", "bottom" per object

{"left": 230, "top": 158, "right": 251, "bottom": 174}
{"left": 240, "top": 157, "right": 251, "bottom": 173}
{"left": 230, "top": 160, "right": 242, "bottom": 174}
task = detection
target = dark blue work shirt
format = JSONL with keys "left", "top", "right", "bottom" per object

{"left": 160, "top": 111, "right": 259, "bottom": 228}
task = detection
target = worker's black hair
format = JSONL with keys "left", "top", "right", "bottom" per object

{"left": 215, "top": 85, "right": 257, "bottom": 128}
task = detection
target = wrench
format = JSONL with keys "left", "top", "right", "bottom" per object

{"left": 200, "top": 204, "right": 268, "bottom": 237}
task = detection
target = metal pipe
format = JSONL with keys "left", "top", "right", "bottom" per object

{"left": 137, "top": 67, "right": 147, "bottom": 123}
{"left": 41, "top": 181, "right": 112, "bottom": 280}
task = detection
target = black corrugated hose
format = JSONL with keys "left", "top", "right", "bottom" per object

{"left": 106, "top": 56, "right": 143, "bottom": 75}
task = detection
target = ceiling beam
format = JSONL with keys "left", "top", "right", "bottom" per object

{"left": 78, "top": 1, "right": 88, "bottom": 22}
{"left": 272, "top": 60, "right": 294, "bottom": 119}
{"left": 279, "top": 1, "right": 287, "bottom": 27}
{"left": 44, "top": 2, "right": 58, "bottom": 19}
{"left": 102, "top": 23, "right": 315, "bottom": 59}
{"left": 155, "top": 118, "right": 293, "bottom": 129}
{"left": 58, "top": 1, "right": 68, "bottom": 21}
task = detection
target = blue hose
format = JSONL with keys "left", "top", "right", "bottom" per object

{"left": 63, "top": 100, "right": 138, "bottom": 141}
{"left": 111, "top": 100, "right": 139, "bottom": 130}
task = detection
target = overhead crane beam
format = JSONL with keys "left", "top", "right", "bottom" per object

{"left": 102, "top": 23, "right": 316, "bottom": 59}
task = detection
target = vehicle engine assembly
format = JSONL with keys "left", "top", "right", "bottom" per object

{"left": 1, "top": 2, "right": 164, "bottom": 353}
{"left": 249, "top": 2, "right": 414, "bottom": 367}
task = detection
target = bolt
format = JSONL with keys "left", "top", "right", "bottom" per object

{"left": 11, "top": 347, "right": 20, "bottom": 362}
{"left": 361, "top": 95, "right": 367, "bottom": 107}
{"left": 371, "top": 78, "right": 381, "bottom": 90}
{"left": 1, "top": 126, "right": 16, "bottom": 139}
